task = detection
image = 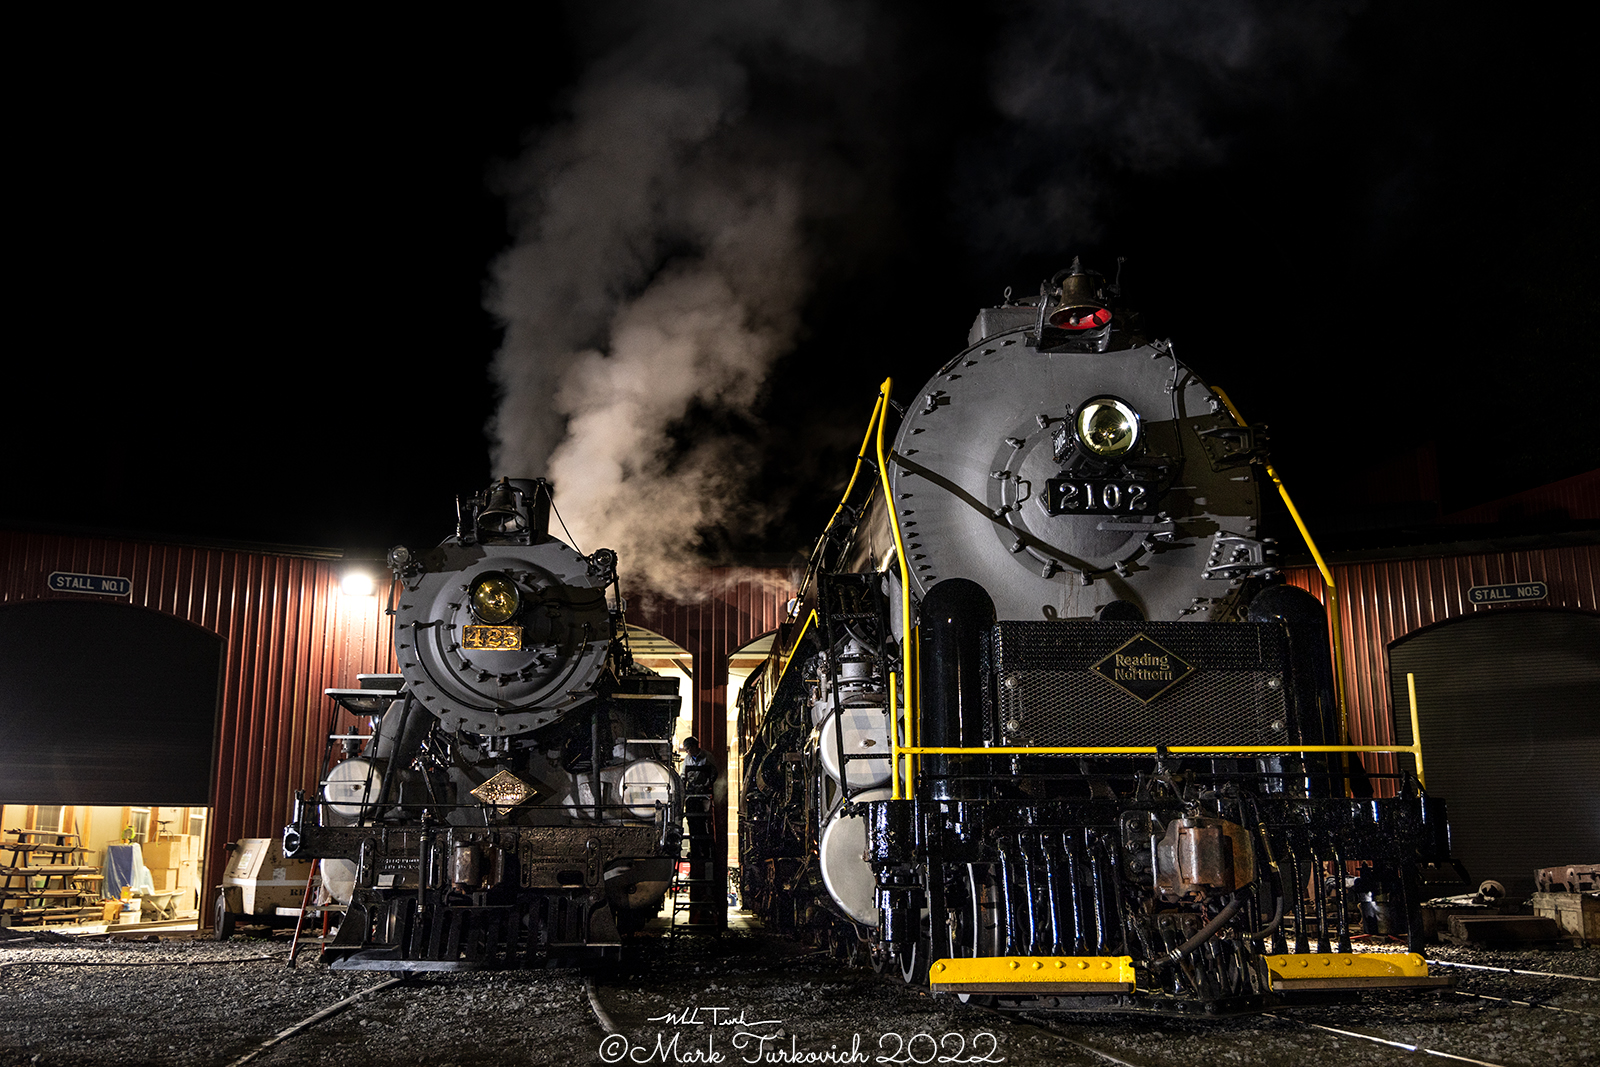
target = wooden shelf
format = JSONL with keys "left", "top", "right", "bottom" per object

{"left": 1, "top": 832, "right": 103, "bottom": 928}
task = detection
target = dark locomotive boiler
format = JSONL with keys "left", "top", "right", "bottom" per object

{"left": 737, "top": 262, "right": 1456, "bottom": 1012}
{"left": 281, "top": 479, "right": 683, "bottom": 970}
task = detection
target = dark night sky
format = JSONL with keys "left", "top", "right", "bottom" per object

{"left": 7, "top": 4, "right": 1596, "bottom": 569}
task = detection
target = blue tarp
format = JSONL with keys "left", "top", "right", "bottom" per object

{"left": 104, "top": 844, "right": 154, "bottom": 898}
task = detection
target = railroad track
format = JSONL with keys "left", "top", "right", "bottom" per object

{"left": 1002, "top": 1009, "right": 1520, "bottom": 1067}
{"left": 577, "top": 933, "right": 1600, "bottom": 1066}
{"left": 213, "top": 961, "right": 622, "bottom": 1066}
{"left": 987, "top": 961, "right": 1600, "bottom": 1067}
{"left": 586, "top": 975, "right": 621, "bottom": 1034}
{"left": 222, "top": 974, "right": 413, "bottom": 1067}
{"left": 200, "top": 946, "right": 1596, "bottom": 1066}
{"left": 584, "top": 964, "right": 1563, "bottom": 1067}
{"left": 1426, "top": 959, "right": 1600, "bottom": 984}
{"left": 1428, "top": 959, "right": 1600, "bottom": 1021}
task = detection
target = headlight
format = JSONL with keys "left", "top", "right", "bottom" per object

{"left": 1075, "top": 396, "right": 1140, "bottom": 458}
{"left": 469, "top": 572, "right": 521, "bottom": 624}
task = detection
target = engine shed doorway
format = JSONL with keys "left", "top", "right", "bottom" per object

{"left": 0, "top": 600, "right": 221, "bottom": 804}
{"left": 1387, "top": 609, "right": 1600, "bottom": 898}
{"left": 725, "top": 630, "right": 776, "bottom": 900}
{"left": 0, "top": 599, "right": 222, "bottom": 927}
{"left": 624, "top": 625, "right": 774, "bottom": 915}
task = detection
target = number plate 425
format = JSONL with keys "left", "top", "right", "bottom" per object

{"left": 1045, "top": 478, "right": 1153, "bottom": 515}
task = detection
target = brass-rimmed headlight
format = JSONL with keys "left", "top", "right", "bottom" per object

{"left": 469, "top": 572, "right": 521, "bottom": 624}
{"left": 1075, "top": 396, "right": 1140, "bottom": 458}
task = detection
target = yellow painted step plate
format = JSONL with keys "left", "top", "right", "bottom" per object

{"left": 929, "top": 956, "right": 1134, "bottom": 995}
{"left": 1266, "top": 952, "right": 1451, "bottom": 992}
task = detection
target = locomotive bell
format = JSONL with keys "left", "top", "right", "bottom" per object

{"left": 477, "top": 478, "right": 528, "bottom": 536}
{"left": 476, "top": 478, "right": 553, "bottom": 542}
{"left": 1047, "top": 260, "right": 1111, "bottom": 330}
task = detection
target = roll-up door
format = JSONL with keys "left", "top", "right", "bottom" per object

{"left": 1388, "top": 610, "right": 1600, "bottom": 898}
{"left": 0, "top": 600, "right": 222, "bottom": 805}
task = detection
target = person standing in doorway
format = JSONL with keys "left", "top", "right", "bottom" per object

{"left": 680, "top": 736, "right": 720, "bottom": 924}
{"left": 681, "top": 735, "right": 716, "bottom": 797}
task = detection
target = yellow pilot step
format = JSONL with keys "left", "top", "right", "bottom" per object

{"left": 929, "top": 956, "right": 1135, "bottom": 995}
{"left": 1266, "top": 952, "right": 1451, "bottom": 992}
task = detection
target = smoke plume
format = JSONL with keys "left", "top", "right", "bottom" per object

{"left": 487, "top": 0, "right": 1356, "bottom": 598}
{"left": 487, "top": 1, "right": 865, "bottom": 599}
{"left": 961, "top": 0, "right": 1354, "bottom": 256}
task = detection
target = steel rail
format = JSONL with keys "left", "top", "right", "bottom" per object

{"left": 994, "top": 1009, "right": 1158, "bottom": 1067}
{"left": 1263, "top": 1012, "right": 1509, "bottom": 1066}
{"left": 1045, "top": 1033, "right": 1151, "bottom": 1067}
{"left": 222, "top": 975, "right": 408, "bottom": 1067}
{"left": 1001, "top": 994, "right": 1533, "bottom": 1067}
{"left": 1452, "top": 989, "right": 1600, "bottom": 1018}
{"left": 586, "top": 975, "right": 620, "bottom": 1034}
{"left": 1426, "top": 959, "right": 1600, "bottom": 983}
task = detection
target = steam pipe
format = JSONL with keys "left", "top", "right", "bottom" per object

{"left": 997, "top": 840, "right": 1021, "bottom": 956}
{"left": 1019, "top": 836, "right": 1039, "bottom": 956}
{"left": 1040, "top": 832, "right": 1065, "bottom": 956}
{"left": 917, "top": 578, "right": 995, "bottom": 801}
{"left": 1153, "top": 895, "right": 1245, "bottom": 971}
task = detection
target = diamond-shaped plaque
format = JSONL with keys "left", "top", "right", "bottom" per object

{"left": 1092, "top": 634, "right": 1194, "bottom": 703}
{"left": 470, "top": 768, "right": 540, "bottom": 813}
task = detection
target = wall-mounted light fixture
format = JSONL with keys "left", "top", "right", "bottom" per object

{"left": 341, "top": 570, "right": 377, "bottom": 597}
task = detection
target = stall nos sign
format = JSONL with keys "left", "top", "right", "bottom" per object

{"left": 48, "top": 571, "right": 132, "bottom": 597}
{"left": 1467, "top": 580, "right": 1547, "bottom": 606}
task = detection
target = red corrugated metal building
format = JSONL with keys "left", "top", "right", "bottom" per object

{"left": 4, "top": 466, "right": 1593, "bottom": 915}
{"left": 0, "top": 525, "right": 792, "bottom": 926}
{"left": 628, "top": 568, "right": 795, "bottom": 763}
{"left": 1285, "top": 542, "right": 1599, "bottom": 770}
{"left": 1279, "top": 470, "right": 1600, "bottom": 894}
{"left": 1280, "top": 465, "right": 1599, "bottom": 767}
{"left": 0, "top": 527, "right": 396, "bottom": 912}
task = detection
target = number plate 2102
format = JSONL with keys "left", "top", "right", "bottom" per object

{"left": 1045, "top": 478, "right": 1153, "bottom": 515}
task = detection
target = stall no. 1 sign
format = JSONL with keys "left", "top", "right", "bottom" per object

{"left": 48, "top": 571, "right": 133, "bottom": 597}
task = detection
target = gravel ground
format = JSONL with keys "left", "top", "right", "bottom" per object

{"left": 1, "top": 923, "right": 1595, "bottom": 1066}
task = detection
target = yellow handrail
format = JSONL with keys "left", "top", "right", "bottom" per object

{"left": 825, "top": 391, "right": 887, "bottom": 542}
{"left": 1266, "top": 466, "right": 1349, "bottom": 742}
{"left": 1406, "top": 672, "right": 1427, "bottom": 788}
{"left": 770, "top": 609, "right": 817, "bottom": 696}
{"left": 897, "top": 742, "right": 1427, "bottom": 782}
{"left": 874, "top": 377, "right": 917, "bottom": 800}
{"left": 1211, "top": 389, "right": 1349, "bottom": 744}
{"left": 790, "top": 394, "right": 889, "bottom": 622}
{"left": 888, "top": 672, "right": 901, "bottom": 799}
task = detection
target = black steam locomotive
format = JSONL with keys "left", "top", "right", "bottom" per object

{"left": 283, "top": 479, "right": 683, "bottom": 970}
{"left": 738, "top": 262, "right": 1454, "bottom": 1011}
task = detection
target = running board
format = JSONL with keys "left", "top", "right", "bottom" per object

{"left": 929, "top": 952, "right": 1451, "bottom": 996}
{"left": 929, "top": 956, "right": 1135, "bottom": 994}
{"left": 1267, "top": 952, "right": 1452, "bottom": 992}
